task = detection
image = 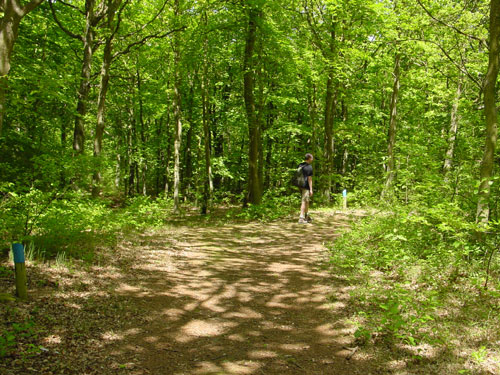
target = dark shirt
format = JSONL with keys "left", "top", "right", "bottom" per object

{"left": 300, "top": 162, "right": 313, "bottom": 189}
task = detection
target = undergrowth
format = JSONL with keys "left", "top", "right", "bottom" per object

{"left": 330, "top": 202, "right": 500, "bottom": 373}
{"left": 0, "top": 187, "right": 300, "bottom": 263}
{"left": 236, "top": 193, "right": 299, "bottom": 222}
{"left": 0, "top": 188, "right": 174, "bottom": 263}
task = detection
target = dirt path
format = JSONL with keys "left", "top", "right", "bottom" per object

{"left": 106, "top": 210, "right": 373, "bottom": 375}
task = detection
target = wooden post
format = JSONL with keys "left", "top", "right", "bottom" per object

{"left": 342, "top": 189, "right": 347, "bottom": 210}
{"left": 12, "top": 243, "right": 27, "bottom": 300}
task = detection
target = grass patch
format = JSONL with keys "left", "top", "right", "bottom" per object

{"left": 329, "top": 205, "right": 500, "bottom": 374}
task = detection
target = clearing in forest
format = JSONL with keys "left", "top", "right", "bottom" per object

{"left": 108, "top": 209, "right": 369, "bottom": 374}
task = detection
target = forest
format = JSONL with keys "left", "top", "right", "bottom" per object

{"left": 1, "top": 0, "right": 500, "bottom": 374}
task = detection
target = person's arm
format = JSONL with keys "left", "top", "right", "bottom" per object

{"left": 308, "top": 176, "right": 313, "bottom": 197}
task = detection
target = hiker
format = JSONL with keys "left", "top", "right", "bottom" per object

{"left": 298, "top": 153, "right": 313, "bottom": 224}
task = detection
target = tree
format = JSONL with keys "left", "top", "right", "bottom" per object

{"left": 243, "top": 5, "right": 262, "bottom": 205}
{"left": 172, "top": 0, "right": 183, "bottom": 212}
{"left": 476, "top": 0, "right": 500, "bottom": 223}
{"left": 0, "top": 0, "right": 44, "bottom": 137}
{"left": 382, "top": 53, "right": 401, "bottom": 198}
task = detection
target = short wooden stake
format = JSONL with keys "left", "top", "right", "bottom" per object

{"left": 342, "top": 189, "right": 347, "bottom": 210}
{"left": 12, "top": 243, "right": 27, "bottom": 300}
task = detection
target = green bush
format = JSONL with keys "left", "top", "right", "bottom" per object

{"left": 237, "top": 193, "right": 299, "bottom": 222}
{"left": 0, "top": 187, "right": 175, "bottom": 262}
{"left": 330, "top": 201, "right": 499, "bottom": 345}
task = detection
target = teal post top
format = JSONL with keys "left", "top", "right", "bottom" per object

{"left": 12, "top": 243, "right": 25, "bottom": 263}
{"left": 342, "top": 189, "right": 347, "bottom": 198}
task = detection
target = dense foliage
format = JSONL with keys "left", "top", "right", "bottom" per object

{"left": 1, "top": 0, "right": 500, "bottom": 239}
{"left": 0, "top": 0, "right": 499, "bottom": 365}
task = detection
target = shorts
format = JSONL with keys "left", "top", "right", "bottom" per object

{"left": 300, "top": 188, "right": 310, "bottom": 203}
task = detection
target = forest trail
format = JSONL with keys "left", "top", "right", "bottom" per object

{"left": 108, "top": 209, "right": 373, "bottom": 375}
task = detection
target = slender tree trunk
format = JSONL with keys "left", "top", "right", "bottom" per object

{"left": 165, "top": 110, "right": 172, "bottom": 195}
{"left": 309, "top": 83, "right": 318, "bottom": 156}
{"left": 91, "top": 0, "right": 122, "bottom": 195}
{"left": 73, "top": 0, "right": 97, "bottom": 153}
{"left": 476, "top": 0, "right": 500, "bottom": 223}
{"left": 137, "top": 66, "right": 147, "bottom": 196}
{"left": 92, "top": 36, "right": 112, "bottom": 195}
{"left": 342, "top": 147, "right": 348, "bottom": 176}
{"left": 155, "top": 117, "right": 163, "bottom": 196}
{"left": 172, "top": 0, "right": 183, "bottom": 212}
{"left": 184, "top": 85, "right": 194, "bottom": 200}
{"left": 201, "top": 16, "right": 213, "bottom": 214}
{"left": 324, "top": 71, "right": 335, "bottom": 201}
{"left": 443, "top": 78, "right": 462, "bottom": 175}
{"left": 382, "top": 53, "right": 401, "bottom": 198}
{"left": 243, "top": 8, "right": 262, "bottom": 205}
{"left": 256, "top": 45, "right": 265, "bottom": 195}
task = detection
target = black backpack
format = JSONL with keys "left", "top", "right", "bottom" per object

{"left": 291, "top": 163, "right": 306, "bottom": 188}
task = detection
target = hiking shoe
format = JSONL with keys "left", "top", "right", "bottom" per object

{"left": 298, "top": 218, "right": 309, "bottom": 224}
{"left": 306, "top": 215, "right": 313, "bottom": 223}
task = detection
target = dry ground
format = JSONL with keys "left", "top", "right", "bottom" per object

{"left": 3, "top": 209, "right": 481, "bottom": 375}
{"left": 105, "top": 210, "right": 373, "bottom": 375}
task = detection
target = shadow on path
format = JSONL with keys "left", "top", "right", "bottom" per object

{"left": 106, "top": 211, "right": 376, "bottom": 375}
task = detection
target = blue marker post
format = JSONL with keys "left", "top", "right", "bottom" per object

{"left": 12, "top": 243, "right": 27, "bottom": 300}
{"left": 342, "top": 189, "right": 347, "bottom": 210}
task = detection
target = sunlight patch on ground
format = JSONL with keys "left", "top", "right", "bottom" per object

{"left": 279, "top": 343, "right": 310, "bottom": 351}
{"left": 228, "top": 333, "right": 246, "bottom": 342}
{"left": 222, "top": 307, "right": 263, "bottom": 319}
{"left": 161, "top": 308, "right": 185, "bottom": 319}
{"left": 222, "top": 360, "right": 262, "bottom": 374}
{"left": 315, "top": 323, "right": 338, "bottom": 337}
{"left": 248, "top": 349, "right": 278, "bottom": 359}
{"left": 191, "top": 361, "right": 222, "bottom": 374}
{"left": 101, "top": 331, "right": 124, "bottom": 342}
{"left": 266, "top": 262, "right": 308, "bottom": 273}
{"left": 43, "top": 334, "right": 62, "bottom": 345}
{"left": 116, "top": 283, "right": 145, "bottom": 295}
{"left": 177, "top": 319, "right": 238, "bottom": 342}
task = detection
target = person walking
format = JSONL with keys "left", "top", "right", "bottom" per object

{"left": 298, "top": 153, "right": 313, "bottom": 224}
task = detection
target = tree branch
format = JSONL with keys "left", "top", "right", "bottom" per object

{"left": 419, "top": 38, "right": 482, "bottom": 90}
{"left": 49, "top": 0, "right": 84, "bottom": 41}
{"left": 416, "top": 0, "right": 486, "bottom": 46}
{"left": 112, "top": 26, "right": 186, "bottom": 61}
{"left": 118, "top": 0, "right": 170, "bottom": 41}
{"left": 110, "top": 0, "right": 130, "bottom": 40}
{"left": 21, "top": 0, "right": 43, "bottom": 17}
{"left": 57, "top": 0, "right": 85, "bottom": 15}
{"left": 303, "top": 1, "right": 328, "bottom": 59}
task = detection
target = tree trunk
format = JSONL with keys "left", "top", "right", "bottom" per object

{"left": 324, "top": 71, "right": 335, "bottom": 201}
{"left": 443, "top": 78, "right": 462, "bottom": 175}
{"left": 184, "top": 85, "right": 194, "bottom": 200}
{"left": 92, "top": 0, "right": 122, "bottom": 196}
{"left": 92, "top": 35, "right": 112, "bottom": 195}
{"left": 164, "top": 110, "right": 172, "bottom": 195}
{"left": 137, "top": 66, "right": 147, "bottom": 196}
{"left": 73, "top": 0, "right": 97, "bottom": 153}
{"left": 382, "top": 53, "right": 401, "bottom": 198}
{"left": 308, "top": 83, "right": 318, "bottom": 156}
{"left": 476, "top": 0, "right": 500, "bottom": 224}
{"left": 201, "top": 15, "right": 213, "bottom": 214}
{"left": 0, "top": 0, "right": 43, "bottom": 137}
{"left": 342, "top": 147, "right": 348, "bottom": 176}
{"left": 172, "top": 0, "right": 183, "bottom": 213}
{"left": 155, "top": 117, "right": 163, "bottom": 196}
{"left": 243, "top": 8, "right": 262, "bottom": 205}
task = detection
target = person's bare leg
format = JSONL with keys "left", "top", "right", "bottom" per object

{"left": 300, "top": 199, "right": 307, "bottom": 219}
{"left": 299, "top": 190, "right": 309, "bottom": 223}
